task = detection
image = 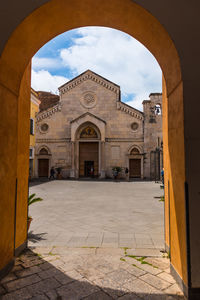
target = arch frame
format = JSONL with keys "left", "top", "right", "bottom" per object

{"left": 35, "top": 145, "right": 52, "bottom": 178}
{"left": 128, "top": 144, "right": 142, "bottom": 155}
{"left": 127, "top": 144, "right": 143, "bottom": 179}
{"left": 36, "top": 144, "right": 52, "bottom": 156}
{"left": 71, "top": 112, "right": 106, "bottom": 142}
{"left": 0, "top": 0, "right": 187, "bottom": 292}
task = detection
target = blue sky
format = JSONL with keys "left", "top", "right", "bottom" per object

{"left": 31, "top": 27, "right": 162, "bottom": 110}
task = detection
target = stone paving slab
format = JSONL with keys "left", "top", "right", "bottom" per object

{"left": 0, "top": 247, "right": 186, "bottom": 300}
{"left": 126, "top": 248, "right": 162, "bottom": 257}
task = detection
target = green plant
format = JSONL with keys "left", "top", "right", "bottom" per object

{"left": 159, "top": 196, "right": 165, "bottom": 202}
{"left": 126, "top": 255, "right": 158, "bottom": 268}
{"left": 120, "top": 257, "right": 126, "bottom": 262}
{"left": 28, "top": 194, "right": 43, "bottom": 221}
{"left": 112, "top": 166, "right": 122, "bottom": 173}
{"left": 28, "top": 193, "right": 43, "bottom": 206}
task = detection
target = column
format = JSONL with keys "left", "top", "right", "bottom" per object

{"left": 100, "top": 141, "right": 106, "bottom": 178}
{"left": 141, "top": 156, "right": 144, "bottom": 179}
{"left": 70, "top": 141, "right": 75, "bottom": 178}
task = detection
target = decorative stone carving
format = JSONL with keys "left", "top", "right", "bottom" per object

{"left": 36, "top": 103, "right": 62, "bottom": 121}
{"left": 80, "top": 92, "right": 97, "bottom": 108}
{"left": 59, "top": 70, "right": 120, "bottom": 96}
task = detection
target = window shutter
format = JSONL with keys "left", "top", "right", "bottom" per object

{"left": 30, "top": 119, "right": 34, "bottom": 135}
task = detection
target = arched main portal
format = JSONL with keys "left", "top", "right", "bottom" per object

{"left": 128, "top": 147, "right": 143, "bottom": 179}
{"left": 0, "top": 0, "right": 187, "bottom": 294}
{"left": 78, "top": 125, "right": 100, "bottom": 178}
{"left": 36, "top": 146, "right": 51, "bottom": 178}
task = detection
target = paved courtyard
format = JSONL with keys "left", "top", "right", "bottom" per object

{"left": 0, "top": 181, "right": 185, "bottom": 299}
{"left": 28, "top": 181, "right": 164, "bottom": 249}
{"left": 0, "top": 247, "right": 185, "bottom": 300}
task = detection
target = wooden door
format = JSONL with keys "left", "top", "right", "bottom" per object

{"left": 129, "top": 159, "right": 141, "bottom": 178}
{"left": 38, "top": 159, "right": 49, "bottom": 177}
{"left": 79, "top": 142, "right": 98, "bottom": 177}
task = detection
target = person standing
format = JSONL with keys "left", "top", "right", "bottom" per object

{"left": 125, "top": 167, "right": 129, "bottom": 181}
{"left": 161, "top": 168, "right": 164, "bottom": 184}
{"left": 49, "top": 167, "right": 55, "bottom": 180}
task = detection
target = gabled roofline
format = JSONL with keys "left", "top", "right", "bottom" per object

{"left": 120, "top": 100, "right": 143, "bottom": 115}
{"left": 70, "top": 112, "right": 106, "bottom": 124}
{"left": 58, "top": 69, "right": 120, "bottom": 91}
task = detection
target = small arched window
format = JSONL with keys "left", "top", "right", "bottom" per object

{"left": 39, "top": 148, "right": 48, "bottom": 155}
{"left": 130, "top": 147, "right": 140, "bottom": 155}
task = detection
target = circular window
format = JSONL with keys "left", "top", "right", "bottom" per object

{"left": 80, "top": 92, "right": 97, "bottom": 108}
{"left": 41, "top": 123, "right": 49, "bottom": 132}
{"left": 131, "top": 122, "right": 139, "bottom": 131}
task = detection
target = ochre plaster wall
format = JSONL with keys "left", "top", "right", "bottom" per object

{"left": 162, "top": 76, "right": 170, "bottom": 249}
{"left": 168, "top": 81, "right": 187, "bottom": 283}
{"left": 162, "top": 74, "right": 187, "bottom": 283}
{"left": 15, "top": 64, "right": 31, "bottom": 250}
{"left": 0, "top": 0, "right": 187, "bottom": 286}
{"left": 0, "top": 86, "right": 17, "bottom": 270}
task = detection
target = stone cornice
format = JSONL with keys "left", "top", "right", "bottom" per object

{"left": 59, "top": 70, "right": 120, "bottom": 96}
{"left": 36, "top": 138, "right": 71, "bottom": 143}
{"left": 117, "top": 101, "right": 144, "bottom": 120}
{"left": 36, "top": 103, "right": 61, "bottom": 122}
{"left": 70, "top": 112, "right": 106, "bottom": 124}
{"left": 106, "top": 138, "right": 144, "bottom": 142}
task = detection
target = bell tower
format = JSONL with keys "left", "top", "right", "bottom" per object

{"left": 143, "top": 93, "right": 163, "bottom": 180}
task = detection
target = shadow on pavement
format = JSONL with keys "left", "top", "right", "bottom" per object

{"left": 0, "top": 249, "right": 186, "bottom": 300}
{"left": 28, "top": 231, "right": 47, "bottom": 244}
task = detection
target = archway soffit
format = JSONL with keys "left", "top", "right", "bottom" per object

{"left": 0, "top": 0, "right": 182, "bottom": 97}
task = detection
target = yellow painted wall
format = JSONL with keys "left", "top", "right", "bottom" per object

{"left": 0, "top": 85, "right": 17, "bottom": 270}
{"left": 163, "top": 75, "right": 187, "bottom": 283}
{"left": 162, "top": 76, "right": 170, "bottom": 248}
{"left": 0, "top": 0, "right": 188, "bottom": 286}
{"left": 30, "top": 103, "right": 37, "bottom": 147}
{"left": 30, "top": 91, "right": 40, "bottom": 177}
{"left": 15, "top": 64, "right": 31, "bottom": 250}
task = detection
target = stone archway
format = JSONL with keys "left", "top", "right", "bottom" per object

{"left": 0, "top": 0, "right": 187, "bottom": 293}
{"left": 36, "top": 146, "right": 52, "bottom": 178}
{"left": 128, "top": 147, "right": 143, "bottom": 179}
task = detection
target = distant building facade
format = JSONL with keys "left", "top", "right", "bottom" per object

{"left": 29, "top": 89, "right": 40, "bottom": 178}
{"left": 34, "top": 70, "right": 162, "bottom": 180}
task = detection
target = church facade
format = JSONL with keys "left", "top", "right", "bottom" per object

{"left": 35, "top": 70, "right": 162, "bottom": 180}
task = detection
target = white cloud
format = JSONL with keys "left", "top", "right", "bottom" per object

{"left": 60, "top": 27, "right": 162, "bottom": 109}
{"left": 32, "top": 57, "right": 61, "bottom": 70}
{"left": 31, "top": 70, "right": 68, "bottom": 94}
{"left": 31, "top": 27, "right": 162, "bottom": 109}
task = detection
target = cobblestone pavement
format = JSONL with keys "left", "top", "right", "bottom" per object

{"left": 29, "top": 181, "right": 164, "bottom": 249}
{"left": 0, "top": 247, "right": 186, "bottom": 300}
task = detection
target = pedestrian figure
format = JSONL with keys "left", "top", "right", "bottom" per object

{"left": 91, "top": 166, "right": 94, "bottom": 177}
{"left": 161, "top": 168, "right": 164, "bottom": 184}
{"left": 114, "top": 169, "right": 118, "bottom": 180}
{"left": 125, "top": 167, "right": 129, "bottom": 181}
{"left": 49, "top": 167, "right": 55, "bottom": 180}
